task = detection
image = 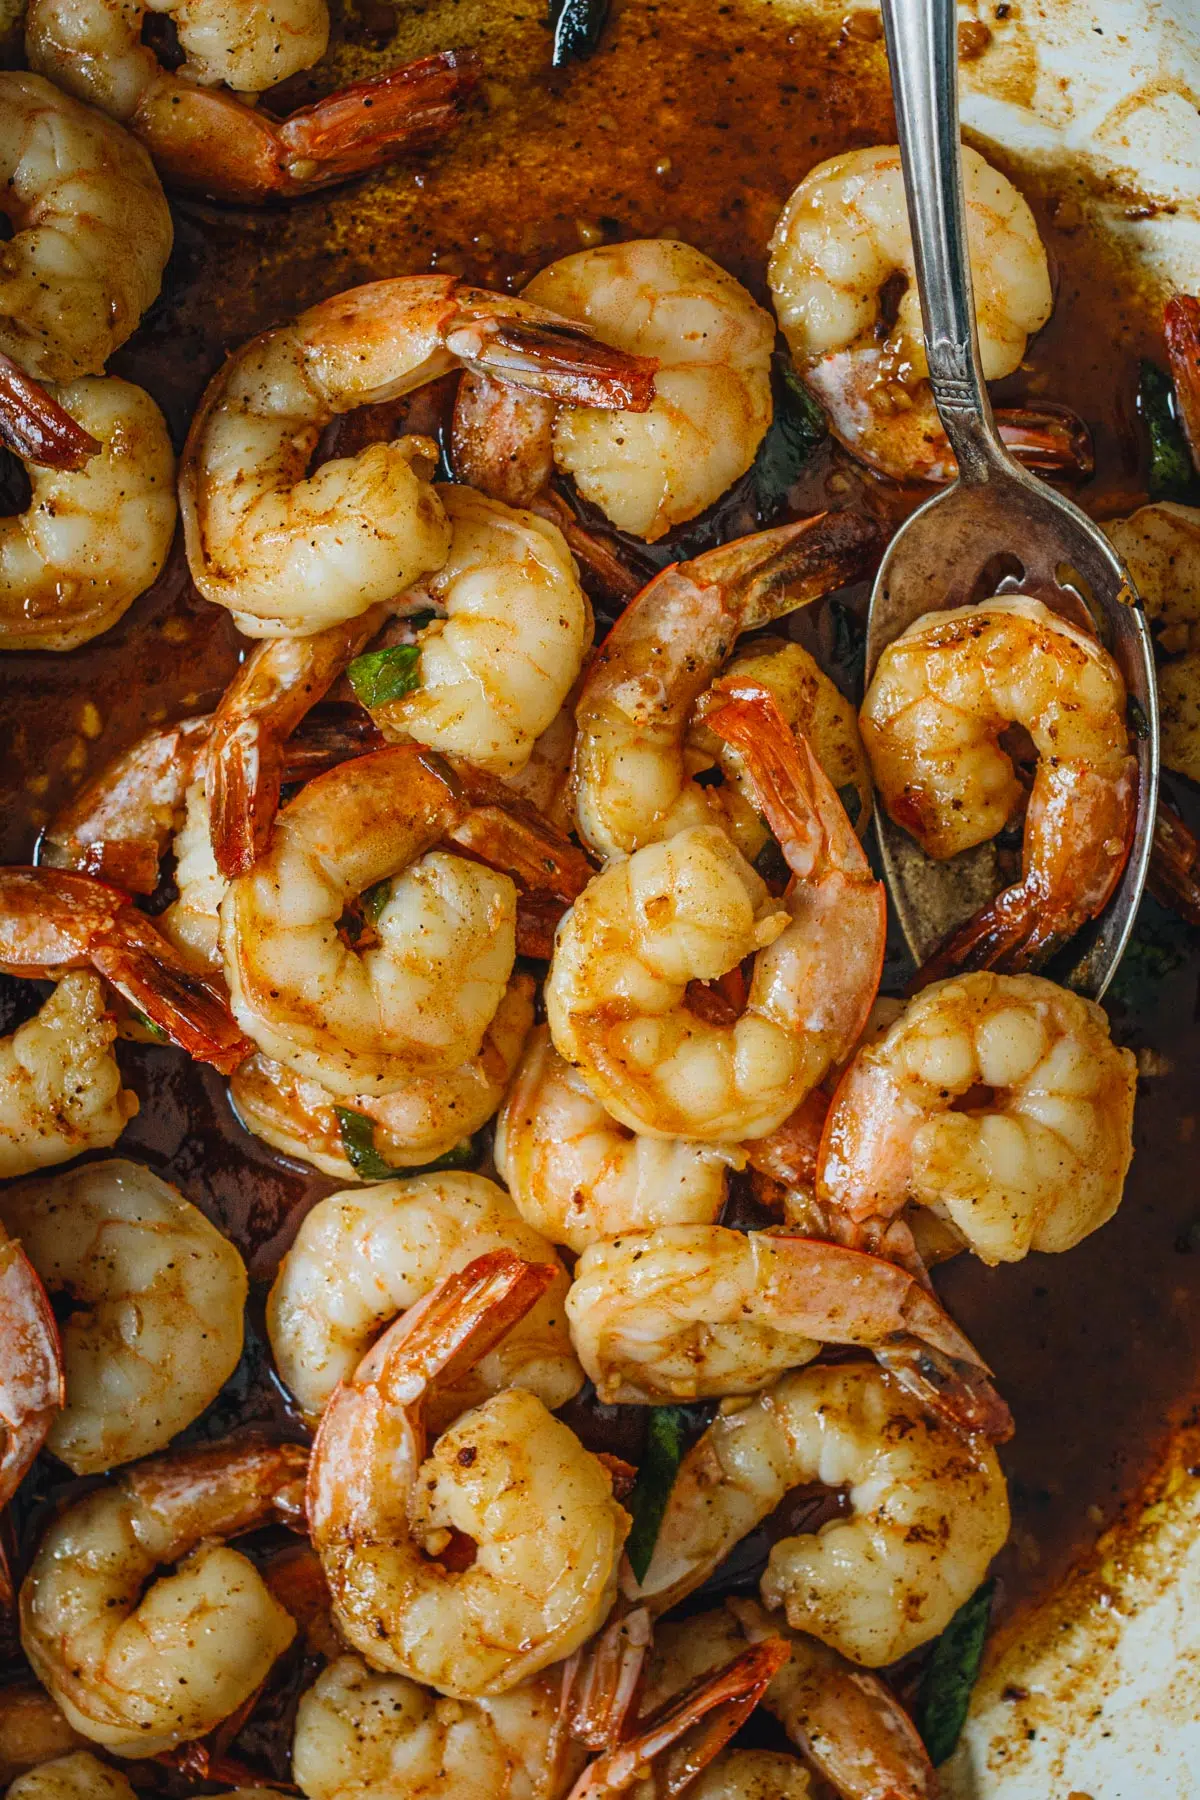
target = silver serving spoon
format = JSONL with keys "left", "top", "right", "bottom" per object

{"left": 869, "top": 0, "right": 1158, "bottom": 998}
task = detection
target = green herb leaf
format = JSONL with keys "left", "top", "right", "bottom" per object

{"left": 405, "top": 607, "right": 437, "bottom": 630}
{"left": 1139, "top": 360, "right": 1199, "bottom": 503}
{"left": 130, "top": 1007, "right": 168, "bottom": 1041}
{"left": 915, "top": 1578, "right": 994, "bottom": 1766}
{"left": 548, "top": 0, "right": 611, "bottom": 66}
{"left": 626, "top": 1406, "right": 690, "bottom": 1583}
{"left": 334, "top": 1109, "right": 400, "bottom": 1182}
{"left": 753, "top": 359, "right": 828, "bottom": 520}
{"left": 361, "top": 880, "right": 392, "bottom": 927}
{"left": 346, "top": 644, "right": 421, "bottom": 711}
{"left": 419, "top": 1137, "right": 478, "bottom": 1173}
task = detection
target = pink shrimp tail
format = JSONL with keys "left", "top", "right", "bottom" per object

{"left": 0, "top": 354, "right": 99, "bottom": 471}
{"left": 1164, "top": 295, "right": 1200, "bottom": 471}
{"left": 0, "top": 1235, "right": 63, "bottom": 1510}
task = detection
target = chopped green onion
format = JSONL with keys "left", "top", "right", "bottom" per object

{"left": 346, "top": 644, "right": 421, "bottom": 710}
{"left": 549, "top": 0, "right": 611, "bottom": 67}
{"left": 625, "top": 1405, "right": 690, "bottom": 1583}
{"left": 335, "top": 1109, "right": 478, "bottom": 1182}
{"left": 915, "top": 1578, "right": 994, "bottom": 1766}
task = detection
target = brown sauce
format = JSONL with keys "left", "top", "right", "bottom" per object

{"left": 2, "top": 0, "right": 1198, "bottom": 1735}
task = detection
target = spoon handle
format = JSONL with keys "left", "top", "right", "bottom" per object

{"left": 878, "top": 0, "right": 1010, "bottom": 483}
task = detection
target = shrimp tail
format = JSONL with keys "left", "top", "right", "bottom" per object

{"left": 1149, "top": 801, "right": 1200, "bottom": 927}
{"left": 438, "top": 756, "right": 596, "bottom": 929}
{"left": 446, "top": 306, "right": 659, "bottom": 411}
{"left": 1163, "top": 295, "right": 1200, "bottom": 471}
{"left": 561, "top": 1606, "right": 653, "bottom": 1751}
{"left": 995, "top": 403, "right": 1094, "bottom": 480}
{"left": 688, "top": 510, "right": 880, "bottom": 631}
{"left": 0, "top": 353, "right": 100, "bottom": 471}
{"left": 874, "top": 1340, "right": 1015, "bottom": 1443}
{"left": 0, "top": 1235, "right": 63, "bottom": 1508}
{"left": 91, "top": 920, "right": 252, "bottom": 1074}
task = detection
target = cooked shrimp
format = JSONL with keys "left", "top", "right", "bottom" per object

{"left": 0, "top": 74, "right": 171, "bottom": 383}
{"left": 565, "top": 1226, "right": 1009, "bottom": 1436}
{"left": 7, "top": 1754, "right": 278, "bottom": 1800}
{"left": 181, "top": 275, "right": 655, "bottom": 637}
{"left": 818, "top": 971, "right": 1137, "bottom": 1265}
{"left": 308, "top": 1251, "right": 630, "bottom": 1697}
{"left": 769, "top": 144, "right": 1064, "bottom": 484}
{"left": 629, "top": 1361, "right": 1008, "bottom": 1667}
{"left": 0, "top": 1688, "right": 86, "bottom": 1786}
{"left": 454, "top": 239, "right": 771, "bottom": 542}
{"left": 19, "top": 1434, "right": 305, "bottom": 1751}
{"left": 571, "top": 512, "right": 877, "bottom": 859}
{"left": 0, "top": 867, "right": 250, "bottom": 1071}
{"left": 547, "top": 690, "right": 885, "bottom": 1142}
{"left": 1164, "top": 294, "right": 1200, "bottom": 472}
{"left": 1106, "top": 501, "right": 1200, "bottom": 783}
{"left": 220, "top": 744, "right": 589, "bottom": 1096}
{"left": 495, "top": 1027, "right": 741, "bottom": 1253}
{"left": 25, "top": 0, "right": 482, "bottom": 209}
{"left": 0, "top": 1225, "right": 62, "bottom": 1552}
{"left": 1, "top": 375, "right": 175, "bottom": 653}
{"left": 233, "top": 976, "right": 534, "bottom": 1178}
{"left": 861, "top": 597, "right": 1137, "bottom": 972}
{"left": 0, "top": 1158, "right": 246, "bottom": 1474}
{"left": 268, "top": 1172, "right": 580, "bottom": 1427}
{"left": 0, "top": 973, "right": 137, "bottom": 1178}
{"left": 505, "top": 707, "right": 577, "bottom": 835}
{"left": 366, "top": 487, "right": 591, "bottom": 777}
{"left": 293, "top": 1651, "right": 582, "bottom": 1800}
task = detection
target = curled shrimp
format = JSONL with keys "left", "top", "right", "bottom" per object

{"left": 25, "top": 0, "right": 483, "bottom": 209}
{"left": 0, "top": 867, "right": 250, "bottom": 1072}
{"left": 860, "top": 597, "right": 1137, "bottom": 973}
{"left": 628, "top": 1361, "right": 1009, "bottom": 1667}
{"left": 19, "top": 1434, "right": 307, "bottom": 1752}
{"left": 232, "top": 975, "right": 534, "bottom": 1178}
{"left": 0, "top": 973, "right": 137, "bottom": 1179}
{"left": 0, "top": 73, "right": 171, "bottom": 383}
{"left": 817, "top": 970, "right": 1137, "bottom": 1265}
{"left": 308, "top": 1251, "right": 630, "bottom": 1697}
{"left": 564, "top": 1225, "right": 1010, "bottom": 1437}
{"left": 495, "top": 1026, "right": 742, "bottom": 1253}
{"left": 219, "top": 743, "right": 590, "bottom": 1097}
{"left": 0, "top": 1159, "right": 247, "bottom": 1474}
{"left": 0, "top": 1225, "right": 63, "bottom": 1602}
{"left": 768, "top": 145, "right": 1088, "bottom": 485}
{"left": 181, "top": 275, "right": 655, "bottom": 637}
{"left": 267, "top": 1172, "right": 581, "bottom": 1428}
{"left": 454, "top": 238, "right": 771, "bottom": 542}
{"left": 8, "top": 1753, "right": 278, "bottom": 1800}
{"left": 546, "top": 689, "right": 885, "bottom": 1142}
{"left": 571, "top": 511, "right": 877, "bottom": 860}
{"left": 0, "top": 375, "right": 176, "bottom": 652}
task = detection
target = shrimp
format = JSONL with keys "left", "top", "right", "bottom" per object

{"left": 453, "top": 238, "right": 772, "bottom": 542}
{"left": 1105, "top": 501, "right": 1200, "bottom": 783}
{"left": 180, "top": 275, "right": 656, "bottom": 637}
{"left": 546, "top": 689, "right": 886, "bottom": 1142}
{"left": 24, "top": 0, "right": 483, "bottom": 209}
{"left": 308, "top": 1251, "right": 630, "bottom": 1697}
{"left": 0, "top": 376, "right": 176, "bottom": 652}
{"left": 0, "top": 867, "right": 250, "bottom": 1071}
{"left": 19, "top": 1434, "right": 306, "bottom": 1753}
{"left": 0, "top": 74, "right": 171, "bottom": 384}
{"left": 364, "top": 487, "right": 592, "bottom": 778}
{"left": 768, "top": 145, "right": 1080, "bottom": 485}
{"left": 0, "top": 1159, "right": 247, "bottom": 1474}
{"left": 0, "top": 973, "right": 137, "bottom": 1179}
{"left": 232, "top": 976, "right": 534, "bottom": 1179}
{"left": 564, "top": 1226, "right": 1010, "bottom": 1437}
{"left": 7, "top": 1754, "right": 277, "bottom": 1800}
{"left": 0, "top": 1689, "right": 86, "bottom": 1786}
{"left": 0, "top": 1226, "right": 63, "bottom": 1582}
{"left": 267, "top": 1172, "right": 581, "bottom": 1428}
{"left": 505, "top": 707, "right": 577, "bottom": 836}
{"left": 570, "top": 511, "right": 878, "bottom": 860}
{"left": 1164, "top": 294, "right": 1200, "bottom": 472}
{"left": 817, "top": 971, "right": 1137, "bottom": 1265}
{"left": 860, "top": 597, "right": 1137, "bottom": 973}
{"left": 628, "top": 1361, "right": 1009, "bottom": 1668}
{"left": 495, "top": 1027, "right": 742, "bottom": 1253}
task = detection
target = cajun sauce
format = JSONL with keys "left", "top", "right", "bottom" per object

{"left": 1, "top": 0, "right": 1198, "bottom": 1733}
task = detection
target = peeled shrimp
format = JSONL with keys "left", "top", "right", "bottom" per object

{"left": 268, "top": 1172, "right": 580, "bottom": 1427}
{"left": 0, "top": 973, "right": 136, "bottom": 1179}
{"left": 769, "top": 144, "right": 1061, "bottom": 484}
{"left": 0, "top": 73, "right": 171, "bottom": 383}
{"left": 630, "top": 1361, "right": 1008, "bottom": 1667}
{"left": 565, "top": 1226, "right": 1008, "bottom": 1437}
{"left": 308, "top": 1252, "right": 630, "bottom": 1697}
{"left": 20, "top": 1434, "right": 306, "bottom": 1752}
{"left": 0, "top": 1159, "right": 246, "bottom": 1474}
{"left": 0, "top": 376, "right": 175, "bottom": 652}
{"left": 547, "top": 690, "right": 885, "bottom": 1142}
{"left": 0, "top": 1226, "right": 62, "bottom": 1573}
{"left": 232, "top": 976, "right": 534, "bottom": 1179}
{"left": 8, "top": 1754, "right": 276, "bottom": 1800}
{"left": 219, "top": 744, "right": 589, "bottom": 1097}
{"left": 818, "top": 970, "right": 1137, "bottom": 1265}
{"left": 0, "top": 867, "right": 249, "bottom": 1071}
{"left": 1106, "top": 501, "right": 1200, "bottom": 783}
{"left": 571, "top": 512, "right": 877, "bottom": 859}
{"left": 454, "top": 238, "right": 771, "bottom": 542}
{"left": 495, "top": 1027, "right": 741, "bottom": 1254}
{"left": 181, "top": 275, "right": 655, "bottom": 637}
{"left": 861, "top": 596, "right": 1137, "bottom": 972}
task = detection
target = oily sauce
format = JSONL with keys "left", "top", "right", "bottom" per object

{"left": 1, "top": 0, "right": 1198, "bottom": 1717}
